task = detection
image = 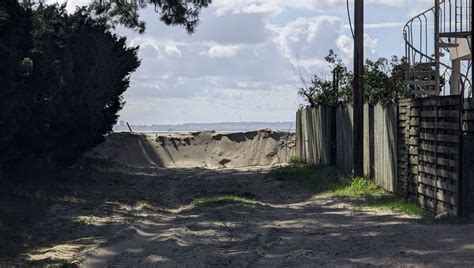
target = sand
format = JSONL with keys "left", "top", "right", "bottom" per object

{"left": 2, "top": 130, "right": 474, "bottom": 266}
{"left": 12, "top": 166, "right": 474, "bottom": 267}
{"left": 89, "top": 129, "right": 296, "bottom": 169}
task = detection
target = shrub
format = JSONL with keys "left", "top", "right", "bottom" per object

{"left": 0, "top": 1, "right": 140, "bottom": 171}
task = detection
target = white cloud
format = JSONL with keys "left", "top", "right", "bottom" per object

{"left": 336, "top": 34, "right": 378, "bottom": 61}
{"left": 208, "top": 45, "right": 240, "bottom": 58}
{"left": 165, "top": 44, "right": 182, "bottom": 57}
{"left": 213, "top": 0, "right": 432, "bottom": 16}
{"left": 269, "top": 15, "right": 374, "bottom": 68}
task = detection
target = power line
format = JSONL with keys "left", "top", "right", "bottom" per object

{"left": 346, "top": 0, "right": 355, "bottom": 39}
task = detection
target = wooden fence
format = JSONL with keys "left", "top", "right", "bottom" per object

{"left": 296, "top": 96, "right": 474, "bottom": 217}
{"left": 398, "top": 96, "right": 462, "bottom": 215}
{"left": 296, "top": 103, "right": 398, "bottom": 193}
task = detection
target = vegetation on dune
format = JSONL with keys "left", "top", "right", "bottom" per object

{"left": 270, "top": 162, "right": 429, "bottom": 218}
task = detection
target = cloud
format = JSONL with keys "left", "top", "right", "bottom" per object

{"left": 164, "top": 44, "right": 182, "bottom": 57}
{"left": 269, "top": 15, "right": 378, "bottom": 70}
{"left": 212, "top": 0, "right": 432, "bottom": 16}
{"left": 270, "top": 16, "right": 346, "bottom": 64}
{"left": 208, "top": 45, "right": 240, "bottom": 58}
{"left": 337, "top": 34, "right": 378, "bottom": 61}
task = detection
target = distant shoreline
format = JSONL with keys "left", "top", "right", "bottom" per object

{"left": 113, "top": 122, "right": 296, "bottom": 133}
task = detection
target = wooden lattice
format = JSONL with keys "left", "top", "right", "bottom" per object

{"left": 398, "top": 99, "right": 420, "bottom": 199}
{"left": 398, "top": 96, "right": 462, "bottom": 215}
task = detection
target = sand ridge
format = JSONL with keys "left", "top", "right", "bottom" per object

{"left": 90, "top": 129, "right": 295, "bottom": 169}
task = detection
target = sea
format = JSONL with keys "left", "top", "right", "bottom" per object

{"left": 113, "top": 122, "right": 296, "bottom": 134}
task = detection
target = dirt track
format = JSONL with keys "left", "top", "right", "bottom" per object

{"left": 7, "top": 166, "right": 473, "bottom": 267}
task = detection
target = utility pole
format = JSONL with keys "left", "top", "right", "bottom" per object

{"left": 434, "top": 0, "right": 440, "bottom": 95}
{"left": 353, "top": 0, "right": 364, "bottom": 178}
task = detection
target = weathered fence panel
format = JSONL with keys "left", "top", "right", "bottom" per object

{"left": 297, "top": 96, "right": 474, "bottom": 216}
{"left": 297, "top": 106, "right": 334, "bottom": 166}
{"left": 363, "top": 105, "right": 373, "bottom": 178}
{"left": 398, "top": 96, "right": 462, "bottom": 216}
{"left": 398, "top": 99, "right": 422, "bottom": 200}
{"left": 374, "top": 104, "right": 398, "bottom": 193}
{"left": 462, "top": 102, "right": 474, "bottom": 217}
{"left": 297, "top": 103, "right": 398, "bottom": 193}
{"left": 419, "top": 97, "right": 460, "bottom": 215}
{"left": 336, "top": 105, "right": 353, "bottom": 173}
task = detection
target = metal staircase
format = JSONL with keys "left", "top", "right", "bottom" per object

{"left": 403, "top": 0, "right": 472, "bottom": 97}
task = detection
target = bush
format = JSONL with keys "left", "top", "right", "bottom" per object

{"left": 0, "top": 0, "right": 35, "bottom": 169}
{"left": 0, "top": 1, "right": 140, "bottom": 171}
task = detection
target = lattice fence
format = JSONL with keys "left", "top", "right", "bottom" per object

{"left": 398, "top": 99, "right": 420, "bottom": 200}
{"left": 398, "top": 96, "right": 462, "bottom": 215}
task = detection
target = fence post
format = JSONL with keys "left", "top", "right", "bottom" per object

{"left": 331, "top": 106, "right": 337, "bottom": 166}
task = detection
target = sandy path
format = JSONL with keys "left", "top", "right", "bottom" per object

{"left": 17, "top": 166, "right": 474, "bottom": 266}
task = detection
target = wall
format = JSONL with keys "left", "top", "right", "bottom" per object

{"left": 297, "top": 97, "right": 474, "bottom": 216}
{"left": 296, "top": 103, "right": 398, "bottom": 193}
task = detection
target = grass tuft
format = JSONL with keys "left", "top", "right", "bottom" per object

{"left": 271, "top": 163, "right": 429, "bottom": 218}
{"left": 269, "top": 163, "right": 343, "bottom": 192}
{"left": 332, "top": 177, "right": 384, "bottom": 196}
{"left": 192, "top": 194, "right": 258, "bottom": 206}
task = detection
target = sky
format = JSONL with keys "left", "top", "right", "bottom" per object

{"left": 50, "top": 0, "right": 434, "bottom": 124}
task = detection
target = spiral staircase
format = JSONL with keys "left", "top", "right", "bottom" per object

{"left": 403, "top": 0, "right": 472, "bottom": 97}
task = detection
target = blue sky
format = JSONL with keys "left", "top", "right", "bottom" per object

{"left": 51, "top": 0, "right": 434, "bottom": 124}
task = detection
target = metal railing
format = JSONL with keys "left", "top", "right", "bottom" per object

{"left": 403, "top": 0, "right": 472, "bottom": 97}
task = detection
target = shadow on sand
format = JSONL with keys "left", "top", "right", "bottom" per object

{"left": 0, "top": 165, "right": 474, "bottom": 266}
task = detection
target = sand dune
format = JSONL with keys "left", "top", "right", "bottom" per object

{"left": 89, "top": 129, "right": 296, "bottom": 169}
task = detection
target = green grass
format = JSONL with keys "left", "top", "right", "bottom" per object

{"left": 332, "top": 177, "right": 385, "bottom": 196}
{"left": 332, "top": 178, "right": 430, "bottom": 218}
{"left": 271, "top": 163, "right": 429, "bottom": 218}
{"left": 193, "top": 194, "right": 258, "bottom": 206}
{"left": 269, "top": 163, "right": 344, "bottom": 192}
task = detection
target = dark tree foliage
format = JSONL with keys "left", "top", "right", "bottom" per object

{"left": 0, "top": 0, "right": 35, "bottom": 168}
{"left": 89, "top": 0, "right": 212, "bottom": 33}
{"left": 0, "top": 1, "right": 140, "bottom": 170}
{"left": 298, "top": 50, "right": 352, "bottom": 107}
{"left": 364, "top": 56, "right": 408, "bottom": 105}
{"left": 299, "top": 50, "right": 408, "bottom": 107}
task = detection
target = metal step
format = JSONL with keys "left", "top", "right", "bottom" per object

{"left": 438, "top": 42, "right": 459, "bottom": 48}
{"left": 431, "top": 52, "right": 446, "bottom": 57}
{"left": 406, "top": 80, "right": 437, "bottom": 86}
{"left": 409, "top": 71, "right": 435, "bottom": 79}
{"left": 415, "top": 62, "right": 436, "bottom": 69}
{"left": 439, "top": 31, "right": 471, "bottom": 38}
{"left": 409, "top": 89, "right": 438, "bottom": 96}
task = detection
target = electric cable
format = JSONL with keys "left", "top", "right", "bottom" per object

{"left": 346, "top": 0, "right": 355, "bottom": 39}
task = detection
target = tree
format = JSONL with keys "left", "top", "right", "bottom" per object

{"left": 0, "top": 1, "right": 140, "bottom": 170}
{"left": 0, "top": 0, "right": 35, "bottom": 168}
{"left": 297, "top": 50, "right": 352, "bottom": 107}
{"left": 29, "top": 5, "right": 141, "bottom": 166}
{"left": 24, "top": 0, "right": 212, "bottom": 34}
{"left": 364, "top": 56, "right": 408, "bottom": 105}
{"left": 298, "top": 50, "right": 407, "bottom": 107}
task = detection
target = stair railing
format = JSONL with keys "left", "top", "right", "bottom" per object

{"left": 403, "top": 0, "right": 472, "bottom": 97}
